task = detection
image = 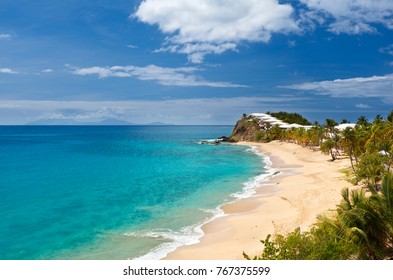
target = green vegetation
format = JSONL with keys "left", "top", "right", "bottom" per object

{"left": 243, "top": 227, "right": 358, "bottom": 260}
{"left": 267, "top": 111, "right": 311, "bottom": 125}
{"left": 240, "top": 110, "right": 393, "bottom": 259}
{"left": 245, "top": 173, "right": 393, "bottom": 260}
{"left": 229, "top": 115, "right": 261, "bottom": 142}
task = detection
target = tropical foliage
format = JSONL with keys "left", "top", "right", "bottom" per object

{"left": 249, "top": 111, "right": 393, "bottom": 189}
{"left": 266, "top": 111, "right": 311, "bottom": 125}
{"left": 242, "top": 110, "right": 393, "bottom": 259}
{"left": 245, "top": 173, "right": 393, "bottom": 260}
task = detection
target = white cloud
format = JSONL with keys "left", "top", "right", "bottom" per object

{"left": 0, "top": 68, "right": 18, "bottom": 74}
{"left": 0, "top": 33, "right": 12, "bottom": 40}
{"left": 41, "top": 69, "right": 54, "bottom": 73}
{"left": 356, "top": 103, "right": 371, "bottom": 108}
{"left": 155, "top": 43, "right": 237, "bottom": 64}
{"left": 282, "top": 73, "right": 393, "bottom": 103}
{"left": 380, "top": 44, "right": 393, "bottom": 56}
{"left": 288, "top": 40, "right": 297, "bottom": 47}
{"left": 300, "top": 0, "right": 393, "bottom": 34}
{"left": 132, "top": 0, "right": 393, "bottom": 61}
{"left": 134, "top": 0, "right": 298, "bottom": 62}
{"left": 70, "top": 64, "right": 246, "bottom": 88}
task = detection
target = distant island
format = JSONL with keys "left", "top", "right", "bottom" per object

{"left": 25, "top": 118, "right": 173, "bottom": 126}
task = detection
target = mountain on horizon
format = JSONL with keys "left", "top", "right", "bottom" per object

{"left": 25, "top": 118, "right": 174, "bottom": 126}
{"left": 144, "top": 121, "right": 174, "bottom": 126}
{"left": 26, "top": 118, "right": 134, "bottom": 126}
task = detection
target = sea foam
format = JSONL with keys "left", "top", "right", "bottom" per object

{"left": 232, "top": 145, "right": 279, "bottom": 199}
{"left": 131, "top": 144, "right": 277, "bottom": 260}
{"left": 129, "top": 206, "right": 225, "bottom": 260}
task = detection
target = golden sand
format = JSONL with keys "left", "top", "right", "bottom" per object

{"left": 164, "top": 141, "right": 354, "bottom": 260}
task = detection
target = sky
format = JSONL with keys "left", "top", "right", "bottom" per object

{"left": 1, "top": 0, "right": 393, "bottom": 125}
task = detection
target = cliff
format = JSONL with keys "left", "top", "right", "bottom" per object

{"left": 229, "top": 116, "right": 261, "bottom": 142}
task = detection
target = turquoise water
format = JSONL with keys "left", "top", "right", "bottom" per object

{"left": 0, "top": 126, "right": 269, "bottom": 260}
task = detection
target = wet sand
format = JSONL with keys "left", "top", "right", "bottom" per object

{"left": 164, "top": 141, "right": 354, "bottom": 259}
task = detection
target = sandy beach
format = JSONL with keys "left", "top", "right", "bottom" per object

{"left": 164, "top": 140, "right": 355, "bottom": 260}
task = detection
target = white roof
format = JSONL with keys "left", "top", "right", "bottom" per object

{"left": 288, "top": 123, "right": 304, "bottom": 128}
{"left": 335, "top": 123, "right": 356, "bottom": 131}
{"left": 258, "top": 116, "right": 278, "bottom": 121}
{"left": 279, "top": 124, "right": 293, "bottom": 129}
{"left": 269, "top": 120, "right": 287, "bottom": 125}
{"left": 251, "top": 113, "right": 312, "bottom": 130}
{"left": 250, "top": 113, "right": 270, "bottom": 118}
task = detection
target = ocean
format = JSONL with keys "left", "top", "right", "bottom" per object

{"left": 0, "top": 125, "right": 272, "bottom": 260}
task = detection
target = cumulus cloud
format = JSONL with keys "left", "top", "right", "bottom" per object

{"left": 0, "top": 68, "right": 18, "bottom": 74}
{"left": 300, "top": 0, "right": 393, "bottom": 34}
{"left": 132, "top": 0, "right": 393, "bottom": 61}
{"left": 70, "top": 64, "right": 246, "bottom": 88}
{"left": 133, "top": 0, "right": 298, "bottom": 62}
{"left": 282, "top": 73, "right": 393, "bottom": 103}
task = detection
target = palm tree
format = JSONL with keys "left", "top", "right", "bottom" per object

{"left": 381, "top": 173, "right": 393, "bottom": 245}
{"left": 340, "top": 127, "right": 357, "bottom": 173}
{"left": 373, "top": 114, "right": 384, "bottom": 125}
{"left": 335, "top": 188, "right": 388, "bottom": 259}
{"left": 269, "top": 124, "right": 283, "bottom": 141}
{"left": 373, "top": 121, "right": 393, "bottom": 170}
{"left": 357, "top": 116, "right": 369, "bottom": 128}
{"left": 307, "top": 125, "right": 324, "bottom": 149}
{"left": 370, "top": 173, "right": 393, "bottom": 246}
{"left": 382, "top": 118, "right": 393, "bottom": 142}
{"left": 355, "top": 152, "right": 385, "bottom": 193}
{"left": 323, "top": 119, "right": 341, "bottom": 156}
{"left": 366, "top": 122, "right": 384, "bottom": 152}
{"left": 354, "top": 124, "right": 370, "bottom": 156}
{"left": 325, "top": 118, "right": 338, "bottom": 135}
{"left": 320, "top": 138, "right": 337, "bottom": 161}
{"left": 295, "top": 128, "right": 307, "bottom": 147}
{"left": 387, "top": 110, "right": 393, "bottom": 123}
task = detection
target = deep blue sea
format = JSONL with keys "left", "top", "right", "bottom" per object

{"left": 0, "top": 125, "right": 270, "bottom": 260}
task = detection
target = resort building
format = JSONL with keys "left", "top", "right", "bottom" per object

{"left": 250, "top": 113, "right": 356, "bottom": 132}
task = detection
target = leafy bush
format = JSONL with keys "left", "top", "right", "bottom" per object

{"left": 244, "top": 227, "right": 359, "bottom": 260}
{"left": 267, "top": 111, "right": 311, "bottom": 125}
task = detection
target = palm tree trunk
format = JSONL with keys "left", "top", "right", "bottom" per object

{"left": 349, "top": 153, "right": 356, "bottom": 173}
{"left": 330, "top": 149, "right": 336, "bottom": 161}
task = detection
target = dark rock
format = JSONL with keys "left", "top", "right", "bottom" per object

{"left": 228, "top": 117, "right": 261, "bottom": 142}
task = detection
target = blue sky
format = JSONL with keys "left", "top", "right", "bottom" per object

{"left": 1, "top": 0, "right": 393, "bottom": 125}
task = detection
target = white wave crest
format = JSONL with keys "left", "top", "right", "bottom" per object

{"left": 128, "top": 145, "right": 277, "bottom": 260}
{"left": 127, "top": 207, "right": 225, "bottom": 260}
{"left": 233, "top": 145, "right": 279, "bottom": 199}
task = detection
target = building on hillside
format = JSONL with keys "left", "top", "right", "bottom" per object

{"left": 250, "top": 113, "right": 356, "bottom": 132}
{"left": 250, "top": 113, "right": 312, "bottom": 130}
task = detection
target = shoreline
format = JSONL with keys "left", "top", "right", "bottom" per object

{"left": 164, "top": 140, "right": 355, "bottom": 260}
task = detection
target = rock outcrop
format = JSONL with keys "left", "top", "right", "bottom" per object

{"left": 229, "top": 116, "right": 260, "bottom": 142}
